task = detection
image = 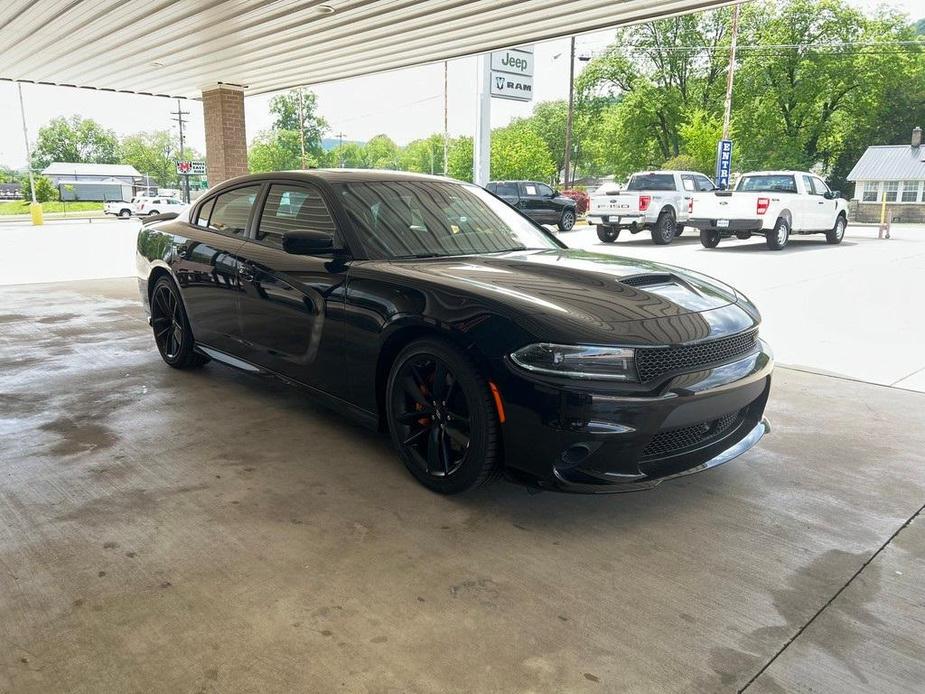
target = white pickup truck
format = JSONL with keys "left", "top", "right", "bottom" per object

{"left": 687, "top": 171, "right": 848, "bottom": 250}
{"left": 588, "top": 170, "right": 716, "bottom": 245}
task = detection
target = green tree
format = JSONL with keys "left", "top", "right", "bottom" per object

{"left": 19, "top": 174, "right": 58, "bottom": 202}
{"left": 0, "top": 165, "right": 17, "bottom": 184}
{"left": 490, "top": 122, "right": 557, "bottom": 181}
{"left": 365, "top": 135, "right": 400, "bottom": 169}
{"left": 268, "top": 88, "right": 328, "bottom": 164}
{"left": 329, "top": 142, "right": 368, "bottom": 168}
{"left": 30, "top": 115, "right": 120, "bottom": 169}
{"left": 120, "top": 130, "right": 200, "bottom": 188}
{"left": 248, "top": 129, "right": 317, "bottom": 173}
{"left": 447, "top": 136, "right": 473, "bottom": 181}
{"left": 399, "top": 134, "right": 446, "bottom": 174}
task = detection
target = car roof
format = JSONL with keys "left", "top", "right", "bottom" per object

{"left": 741, "top": 171, "right": 812, "bottom": 176}
{"left": 220, "top": 169, "right": 459, "bottom": 186}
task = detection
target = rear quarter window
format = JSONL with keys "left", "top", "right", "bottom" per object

{"left": 737, "top": 175, "right": 797, "bottom": 193}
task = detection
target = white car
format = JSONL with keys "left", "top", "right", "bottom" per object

{"left": 103, "top": 200, "right": 135, "bottom": 218}
{"left": 687, "top": 171, "right": 848, "bottom": 250}
{"left": 135, "top": 196, "right": 186, "bottom": 217}
{"left": 588, "top": 170, "right": 716, "bottom": 245}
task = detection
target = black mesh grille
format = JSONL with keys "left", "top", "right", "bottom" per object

{"left": 641, "top": 409, "right": 745, "bottom": 460}
{"left": 621, "top": 274, "right": 673, "bottom": 288}
{"left": 635, "top": 329, "right": 758, "bottom": 383}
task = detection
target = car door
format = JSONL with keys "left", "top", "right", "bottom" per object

{"left": 518, "top": 182, "right": 551, "bottom": 223}
{"left": 810, "top": 176, "right": 835, "bottom": 229}
{"left": 235, "top": 181, "right": 349, "bottom": 398}
{"left": 494, "top": 181, "right": 521, "bottom": 210}
{"left": 799, "top": 174, "right": 822, "bottom": 230}
{"left": 173, "top": 184, "right": 260, "bottom": 355}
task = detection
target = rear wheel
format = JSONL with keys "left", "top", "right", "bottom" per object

{"left": 148, "top": 209, "right": 160, "bottom": 216}
{"left": 651, "top": 210, "right": 676, "bottom": 244}
{"left": 766, "top": 217, "right": 790, "bottom": 250}
{"left": 150, "top": 277, "right": 209, "bottom": 369}
{"left": 826, "top": 215, "right": 846, "bottom": 244}
{"left": 386, "top": 339, "right": 501, "bottom": 494}
{"left": 119, "top": 208, "right": 131, "bottom": 218}
{"left": 700, "top": 229, "right": 721, "bottom": 248}
{"left": 557, "top": 208, "right": 576, "bottom": 231}
{"left": 596, "top": 225, "right": 620, "bottom": 243}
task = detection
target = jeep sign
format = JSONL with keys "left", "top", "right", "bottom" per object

{"left": 490, "top": 49, "right": 534, "bottom": 77}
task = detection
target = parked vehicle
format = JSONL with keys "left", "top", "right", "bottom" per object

{"left": 485, "top": 180, "right": 578, "bottom": 231}
{"left": 135, "top": 196, "right": 186, "bottom": 217}
{"left": 137, "top": 170, "right": 771, "bottom": 495}
{"left": 687, "top": 171, "right": 848, "bottom": 250}
{"left": 103, "top": 200, "right": 134, "bottom": 218}
{"left": 589, "top": 170, "right": 716, "bottom": 245}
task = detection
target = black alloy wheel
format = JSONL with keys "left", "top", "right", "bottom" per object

{"left": 651, "top": 210, "right": 676, "bottom": 244}
{"left": 150, "top": 277, "right": 208, "bottom": 369}
{"left": 386, "top": 339, "right": 500, "bottom": 494}
{"left": 700, "top": 229, "right": 721, "bottom": 248}
{"left": 558, "top": 208, "right": 576, "bottom": 231}
{"left": 597, "top": 225, "right": 620, "bottom": 243}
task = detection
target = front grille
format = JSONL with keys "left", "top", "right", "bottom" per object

{"left": 620, "top": 273, "right": 674, "bottom": 288}
{"left": 641, "top": 409, "right": 745, "bottom": 460}
{"left": 635, "top": 329, "right": 758, "bottom": 383}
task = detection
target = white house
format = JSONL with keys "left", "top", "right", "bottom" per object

{"left": 41, "top": 162, "right": 144, "bottom": 202}
{"left": 847, "top": 127, "right": 925, "bottom": 223}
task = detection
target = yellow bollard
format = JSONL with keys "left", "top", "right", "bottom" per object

{"left": 30, "top": 202, "right": 43, "bottom": 226}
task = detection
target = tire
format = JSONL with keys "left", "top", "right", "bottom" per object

{"left": 386, "top": 338, "right": 501, "bottom": 494}
{"left": 766, "top": 217, "right": 790, "bottom": 251}
{"left": 150, "top": 276, "right": 209, "bottom": 369}
{"left": 651, "top": 210, "right": 676, "bottom": 244}
{"left": 700, "top": 229, "right": 721, "bottom": 248}
{"left": 826, "top": 214, "right": 846, "bottom": 245}
{"left": 596, "top": 225, "right": 620, "bottom": 243}
{"left": 119, "top": 209, "right": 131, "bottom": 218}
{"left": 735, "top": 231, "right": 752, "bottom": 240}
{"left": 148, "top": 209, "right": 159, "bottom": 217}
{"left": 557, "top": 208, "right": 576, "bottom": 231}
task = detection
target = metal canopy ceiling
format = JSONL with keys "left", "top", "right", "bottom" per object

{"left": 1, "top": 0, "right": 737, "bottom": 99}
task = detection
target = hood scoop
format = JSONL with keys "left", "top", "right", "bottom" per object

{"left": 620, "top": 273, "right": 676, "bottom": 288}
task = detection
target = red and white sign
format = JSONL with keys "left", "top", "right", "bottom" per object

{"left": 175, "top": 160, "right": 206, "bottom": 175}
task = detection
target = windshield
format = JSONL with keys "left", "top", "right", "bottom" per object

{"left": 626, "top": 174, "right": 675, "bottom": 191}
{"left": 737, "top": 175, "right": 797, "bottom": 193}
{"left": 337, "top": 180, "right": 561, "bottom": 259}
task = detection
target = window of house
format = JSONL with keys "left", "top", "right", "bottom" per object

{"left": 901, "top": 181, "right": 920, "bottom": 203}
{"left": 862, "top": 182, "right": 879, "bottom": 202}
{"left": 883, "top": 181, "right": 899, "bottom": 202}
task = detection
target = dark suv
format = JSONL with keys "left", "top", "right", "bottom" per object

{"left": 486, "top": 180, "right": 577, "bottom": 231}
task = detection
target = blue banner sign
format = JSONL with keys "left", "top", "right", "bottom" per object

{"left": 715, "top": 139, "right": 733, "bottom": 189}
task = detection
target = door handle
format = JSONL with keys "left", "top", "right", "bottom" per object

{"left": 817, "top": 201, "right": 825, "bottom": 205}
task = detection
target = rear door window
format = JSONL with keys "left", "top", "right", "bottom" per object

{"left": 208, "top": 185, "right": 260, "bottom": 236}
{"left": 496, "top": 182, "right": 519, "bottom": 197}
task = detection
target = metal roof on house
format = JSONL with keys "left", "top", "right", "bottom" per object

{"left": 847, "top": 146, "right": 925, "bottom": 181}
{"left": 1, "top": 0, "right": 738, "bottom": 99}
{"left": 42, "top": 163, "right": 143, "bottom": 177}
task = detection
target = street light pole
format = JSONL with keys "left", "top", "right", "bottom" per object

{"left": 443, "top": 60, "right": 449, "bottom": 175}
{"left": 563, "top": 36, "right": 576, "bottom": 189}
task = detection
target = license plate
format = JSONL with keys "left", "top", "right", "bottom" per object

{"left": 717, "top": 219, "right": 729, "bottom": 228}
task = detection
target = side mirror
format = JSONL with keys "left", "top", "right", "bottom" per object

{"left": 830, "top": 190, "right": 841, "bottom": 199}
{"left": 282, "top": 229, "right": 335, "bottom": 255}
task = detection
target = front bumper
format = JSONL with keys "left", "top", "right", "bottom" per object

{"left": 494, "top": 341, "right": 773, "bottom": 493}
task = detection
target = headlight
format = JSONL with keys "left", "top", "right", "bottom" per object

{"left": 510, "top": 343, "right": 637, "bottom": 381}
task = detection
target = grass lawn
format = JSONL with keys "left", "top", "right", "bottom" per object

{"left": 0, "top": 201, "right": 103, "bottom": 216}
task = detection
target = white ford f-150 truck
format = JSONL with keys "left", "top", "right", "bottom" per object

{"left": 687, "top": 171, "right": 848, "bottom": 250}
{"left": 588, "top": 170, "right": 716, "bottom": 245}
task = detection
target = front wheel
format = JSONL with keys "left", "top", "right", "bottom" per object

{"left": 386, "top": 339, "right": 501, "bottom": 494}
{"left": 150, "top": 277, "right": 209, "bottom": 369}
{"left": 766, "top": 218, "right": 790, "bottom": 250}
{"left": 119, "top": 209, "right": 131, "bottom": 218}
{"left": 596, "top": 225, "right": 620, "bottom": 243}
{"left": 700, "top": 229, "right": 721, "bottom": 248}
{"left": 651, "top": 210, "right": 676, "bottom": 244}
{"left": 557, "top": 209, "right": 576, "bottom": 231}
{"left": 826, "top": 215, "right": 846, "bottom": 244}
{"left": 148, "top": 209, "right": 160, "bottom": 217}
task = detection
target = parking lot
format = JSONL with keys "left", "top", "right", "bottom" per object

{"left": 0, "top": 220, "right": 922, "bottom": 692}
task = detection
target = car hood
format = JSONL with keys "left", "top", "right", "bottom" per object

{"left": 377, "top": 248, "right": 754, "bottom": 344}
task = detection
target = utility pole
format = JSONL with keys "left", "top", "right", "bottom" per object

{"left": 171, "top": 98, "right": 191, "bottom": 203}
{"left": 334, "top": 131, "right": 345, "bottom": 167}
{"left": 443, "top": 60, "right": 449, "bottom": 175}
{"left": 297, "top": 88, "right": 307, "bottom": 169}
{"left": 17, "top": 83, "right": 40, "bottom": 225}
{"left": 563, "top": 36, "right": 576, "bottom": 189}
{"left": 721, "top": 3, "right": 740, "bottom": 141}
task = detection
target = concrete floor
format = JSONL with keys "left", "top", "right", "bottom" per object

{"left": 1, "top": 277, "right": 923, "bottom": 693}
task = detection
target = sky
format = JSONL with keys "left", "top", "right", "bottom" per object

{"left": 0, "top": 0, "right": 921, "bottom": 169}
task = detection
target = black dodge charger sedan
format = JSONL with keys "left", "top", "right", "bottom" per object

{"left": 137, "top": 170, "right": 772, "bottom": 494}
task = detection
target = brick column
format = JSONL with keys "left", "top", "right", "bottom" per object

{"left": 201, "top": 84, "right": 248, "bottom": 186}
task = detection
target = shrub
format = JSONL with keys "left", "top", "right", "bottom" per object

{"left": 560, "top": 189, "right": 589, "bottom": 214}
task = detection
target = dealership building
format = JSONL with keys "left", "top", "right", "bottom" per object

{"left": 847, "top": 127, "right": 925, "bottom": 223}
